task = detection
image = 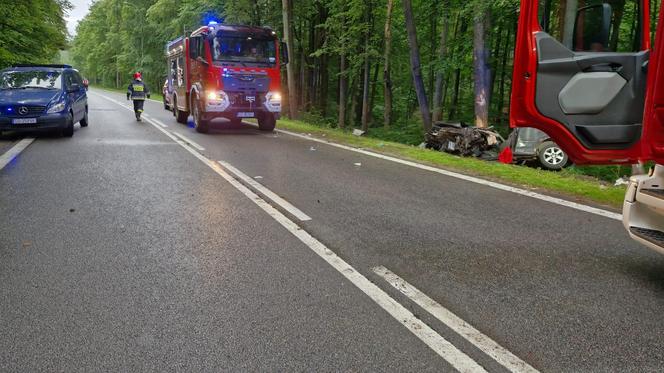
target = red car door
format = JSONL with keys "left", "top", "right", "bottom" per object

{"left": 511, "top": 0, "right": 651, "bottom": 165}
{"left": 642, "top": 1, "right": 664, "bottom": 164}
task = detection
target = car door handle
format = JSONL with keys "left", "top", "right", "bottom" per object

{"left": 583, "top": 63, "right": 623, "bottom": 73}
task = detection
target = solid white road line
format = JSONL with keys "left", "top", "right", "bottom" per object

{"left": 218, "top": 160, "right": 312, "bottom": 221}
{"left": 172, "top": 131, "right": 205, "bottom": 151}
{"left": 0, "top": 138, "right": 35, "bottom": 171}
{"left": 152, "top": 119, "right": 168, "bottom": 128}
{"left": 373, "top": 266, "right": 539, "bottom": 373}
{"left": 277, "top": 129, "right": 622, "bottom": 221}
{"left": 95, "top": 91, "right": 489, "bottom": 372}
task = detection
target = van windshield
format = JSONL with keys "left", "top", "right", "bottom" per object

{"left": 210, "top": 36, "right": 276, "bottom": 66}
{"left": 0, "top": 70, "right": 62, "bottom": 90}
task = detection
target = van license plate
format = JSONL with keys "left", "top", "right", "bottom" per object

{"left": 237, "top": 112, "right": 254, "bottom": 118}
{"left": 12, "top": 118, "right": 37, "bottom": 124}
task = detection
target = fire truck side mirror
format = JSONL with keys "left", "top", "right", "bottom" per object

{"left": 573, "top": 3, "right": 613, "bottom": 52}
{"left": 280, "top": 42, "right": 289, "bottom": 66}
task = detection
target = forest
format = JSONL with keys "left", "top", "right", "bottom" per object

{"left": 0, "top": 1, "right": 71, "bottom": 68}
{"left": 1, "top": 0, "right": 658, "bottom": 148}
{"left": 64, "top": 0, "right": 521, "bottom": 141}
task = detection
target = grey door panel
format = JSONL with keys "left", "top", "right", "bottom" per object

{"left": 576, "top": 123, "right": 642, "bottom": 145}
{"left": 535, "top": 32, "right": 647, "bottom": 149}
{"left": 558, "top": 72, "right": 626, "bottom": 114}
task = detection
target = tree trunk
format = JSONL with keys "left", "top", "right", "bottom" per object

{"left": 432, "top": 3, "right": 450, "bottom": 123}
{"left": 361, "top": 1, "right": 373, "bottom": 131}
{"left": 350, "top": 73, "right": 361, "bottom": 126}
{"left": 282, "top": 0, "right": 298, "bottom": 119}
{"left": 497, "top": 20, "right": 514, "bottom": 127}
{"left": 317, "top": 3, "right": 329, "bottom": 115}
{"left": 307, "top": 17, "right": 316, "bottom": 110}
{"left": 448, "top": 16, "right": 466, "bottom": 120}
{"left": 609, "top": 0, "right": 626, "bottom": 51}
{"left": 473, "top": 10, "right": 491, "bottom": 128}
{"left": 300, "top": 43, "right": 308, "bottom": 110}
{"left": 252, "top": 0, "right": 262, "bottom": 26}
{"left": 402, "top": 0, "right": 432, "bottom": 132}
{"left": 338, "top": 54, "right": 347, "bottom": 129}
{"left": 319, "top": 56, "right": 328, "bottom": 116}
{"left": 449, "top": 68, "right": 461, "bottom": 120}
{"left": 428, "top": 2, "right": 438, "bottom": 108}
{"left": 368, "top": 62, "right": 380, "bottom": 124}
{"left": 383, "top": 0, "right": 394, "bottom": 128}
{"left": 361, "top": 58, "right": 371, "bottom": 131}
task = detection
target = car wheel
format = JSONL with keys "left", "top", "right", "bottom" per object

{"left": 192, "top": 97, "right": 209, "bottom": 133}
{"left": 538, "top": 141, "right": 568, "bottom": 170}
{"left": 80, "top": 108, "right": 89, "bottom": 127}
{"left": 62, "top": 113, "right": 74, "bottom": 137}
{"left": 257, "top": 113, "right": 276, "bottom": 132}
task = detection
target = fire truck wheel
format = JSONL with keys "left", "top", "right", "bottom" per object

{"left": 192, "top": 98, "right": 209, "bottom": 133}
{"left": 175, "top": 107, "right": 189, "bottom": 124}
{"left": 258, "top": 114, "right": 276, "bottom": 132}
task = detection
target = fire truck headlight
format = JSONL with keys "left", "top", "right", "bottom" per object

{"left": 265, "top": 92, "right": 282, "bottom": 113}
{"left": 206, "top": 90, "right": 230, "bottom": 111}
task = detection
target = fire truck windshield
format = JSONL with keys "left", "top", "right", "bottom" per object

{"left": 211, "top": 36, "right": 277, "bottom": 66}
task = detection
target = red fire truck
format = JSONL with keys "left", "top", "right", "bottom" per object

{"left": 166, "top": 22, "right": 288, "bottom": 133}
{"left": 511, "top": 0, "right": 664, "bottom": 254}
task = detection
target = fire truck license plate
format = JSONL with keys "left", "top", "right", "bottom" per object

{"left": 12, "top": 118, "right": 37, "bottom": 124}
{"left": 237, "top": 112, "right": 255, "bottom": 118}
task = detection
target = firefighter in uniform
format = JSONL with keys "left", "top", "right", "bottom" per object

{"left": 126, "top": 72, "right": 150, "bottom": 121}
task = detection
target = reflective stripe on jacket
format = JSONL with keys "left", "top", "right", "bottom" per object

{"left": 127, "top": 79, "right": 150, "bottom": 100}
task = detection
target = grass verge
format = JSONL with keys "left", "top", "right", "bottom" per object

{"left": 277, "top": 118, "right": 627, "bottom": 209}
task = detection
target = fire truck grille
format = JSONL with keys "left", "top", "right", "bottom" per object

{"left": 228, "top": 92, "right": 265, "bottom": 109}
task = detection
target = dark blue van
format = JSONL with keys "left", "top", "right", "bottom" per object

{"left": 0, "top": 64, "right": 88, "bottom": 137}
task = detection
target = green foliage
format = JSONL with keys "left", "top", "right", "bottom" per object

{"left": 0, "top": 0, "right": 71, "bottom": 68}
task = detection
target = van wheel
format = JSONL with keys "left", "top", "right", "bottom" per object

{"left": 538, "top": 141, "right": 568, "bottom": 170}
{"left": 62, "top": 113, "right": 74, "bottom": 137}
{"left": 80, "top": 108, "right": 89, "bottom": 127}
{"left": 192, "top": 97, "right": 209, "bottom": 133}
{"left": 257, "top": 113, "right": 276, "bottom": 132}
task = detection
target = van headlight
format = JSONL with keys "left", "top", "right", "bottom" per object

{"left": 47, "top": 101, "right": 66, "bottom": 114}
{"left": 206, "top": 90, "right": 230, "bottom": 111}
{"left": 264, "top": 92, "right": 281, "bottom": 112}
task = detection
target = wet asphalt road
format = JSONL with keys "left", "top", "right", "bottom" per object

{"left": 1, "top": 89, "right": 664, "bottom": 372}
